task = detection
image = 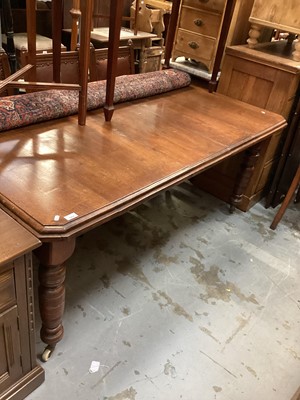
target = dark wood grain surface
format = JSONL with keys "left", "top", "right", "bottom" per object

{"left": 0, "top": 82, "right": 286, "bottom": 357}
{"left": 0, "top": 84, "right": 285, "bottom": 239}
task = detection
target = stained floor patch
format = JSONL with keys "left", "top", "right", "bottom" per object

{"left": 152, "top": 290, "right": 193, "bottom": 322}
{"left": 190, "top": 258, "right": 259, "bottom": 305}
{"left": 104, "top": 387, "right": 137, "bottom": 400}
{"left": 29, "top": 183, "right": 300, "bottom": 400}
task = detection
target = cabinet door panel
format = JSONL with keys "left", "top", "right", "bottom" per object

{"left": 0, "top": 268, "right": 16, "bottom": 314}
{"left": 0, "top": 306, "right": 22, "bottom": 394}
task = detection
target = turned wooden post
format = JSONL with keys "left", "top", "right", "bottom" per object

{"left": 26, "top": 0, "right": 36, "bottom": 81}
{"left": 70, "top": 0, "right": 81, "bottom": 51}
{"left": 34, "top": 238, "right": 76, "bottom": 360}
{"left": 293, "top": 39, "right": 300, "bottom": 62}
{"left": 163, "top": 0, "right": 181, "bottom": 68}
{"left": 1, "top": 0, "right": 17, "bottom": 72}
{"left": 38, "top": 263, "right": 66, "bottom": 346}
{"left": 229, "top": 142, "right": 262, "bottom": 212}
{"left": 104, "top": 0, "right": 124, "bottom": 121}
{"left": 78, "top": 0, "right": 93, "bottom": 125}
{"left": 134, "top": 0, "right": 140, "bottom": 35}
{"left": 52, "top": 0, "right": 63, "bottom": 82}
{"left": 247, "top": 24, "right": 261, "bottom": 48}
{"left": 209, "top": 0, "right": 236, "bottom": 93}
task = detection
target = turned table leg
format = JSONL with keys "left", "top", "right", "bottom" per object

{"left": 229, "top": 143, "right": 261, "bottom": 212}
{"left": 247, "top": 24, "right": 261, "bottom": 48}
{"left": 293, "top": 39, "right": 300, "bottom": 62}
{"left": 34, "top": 238, "right": 76, "bottom": 361}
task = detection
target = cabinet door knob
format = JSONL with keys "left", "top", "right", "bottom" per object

{"left": 188, "top": 41, "right": 199, "bottom": 49}
{"left": 194, "top": 18, "right": 203, "bottom": 27}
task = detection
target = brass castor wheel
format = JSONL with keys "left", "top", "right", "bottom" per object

{"left": 41, "top": 345, "right": 55, "bottom": 362}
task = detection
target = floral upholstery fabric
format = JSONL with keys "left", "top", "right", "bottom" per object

{"left": 0, "top": 69, "right": 191, "bottom": 132}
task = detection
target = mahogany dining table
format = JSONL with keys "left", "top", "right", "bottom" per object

{"left": 0, "top": 82, "right": 286, "bottom": 360}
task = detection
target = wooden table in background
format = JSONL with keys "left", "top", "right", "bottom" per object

{"left": 63, "top": 27, "right": 157, "bottom": 71}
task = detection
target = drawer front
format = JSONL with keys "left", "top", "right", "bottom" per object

{"left": 183, "top": 0, "right": 226, "bottom": 13}
{"left": 175, "top": 29, "right": 216, "bottom": 62}
{"left": 0, "top": 266, "right": 16, "bottom": 313}
{"left": 179, "top": 6, "right": 222, "bottom": 37}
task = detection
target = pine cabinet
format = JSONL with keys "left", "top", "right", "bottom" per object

{"left": 0, "top": 210, "right": 44, "bottom": 400}
{"left": 192, "top": 41, "right": 300, "bottom": 211}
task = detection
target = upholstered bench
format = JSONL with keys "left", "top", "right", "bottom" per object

{"left": 1, "top": 33, "right": 66, "bottom": 66}
{"left": 2, "top": 33, "right": 64, "bottom": 53}
{"left": 0, "top": 69, "right": 191, "bottom": 132}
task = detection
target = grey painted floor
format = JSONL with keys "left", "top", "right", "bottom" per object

{"left": 29, "top": 182, "right": 300, "bottom": 400}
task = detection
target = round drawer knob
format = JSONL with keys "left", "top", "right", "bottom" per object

{"left": 194, "top": 18, "right": 203, "bottom": 27}
{"left": 188, "top": 41, "right": 199, "bottom": 50}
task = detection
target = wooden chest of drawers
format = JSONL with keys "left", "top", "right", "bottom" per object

{"left": 0, "top": 210, "right": 44, "bottom": 400}
{"left": 172, "top": 0, "right": 227, "bottom": 73}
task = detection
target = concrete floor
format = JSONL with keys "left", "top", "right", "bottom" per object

{"left": 28, "top": 182, "right": 300, "bottom": 400}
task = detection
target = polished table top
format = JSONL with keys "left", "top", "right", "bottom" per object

{"left": 0, "top": 84, "right": 286, "bottom": 240}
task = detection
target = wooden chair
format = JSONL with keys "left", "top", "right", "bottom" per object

{"left": 6, "top": 33, "right": 66, "bottom": 64}
{"left": 89, "top": 45, "right": 135, "bottom": 82}
{"left": 0, "top": 0, "right": 138, "bottom": 123}
{"left": 0, "top": 47, "right": 13, "bottom": 95}
{"left": 20, "top": 43, "right": 135, "bottom": 86}
{"left": 0, "top": 0, "right": 94, "bottom": 125}
{"left": 1, "top": 0, "right": 66, "bottom": 70}
{"left": 69, "top": 0, "right": 141, "bottom": 52}
{"left": 0, "top": 48, "right": 11, "bottom": 77}
{"left": 1, "top": 0, "right": 17, "bottom": 72}
{"left": 20, "top": 49, "right": 81, "bottom": 84}
{"left": 0, "top": 47, "right": 11, "bottom": 79}
{"left": 270, "top": 164, "right": 300, "bottom": 230}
